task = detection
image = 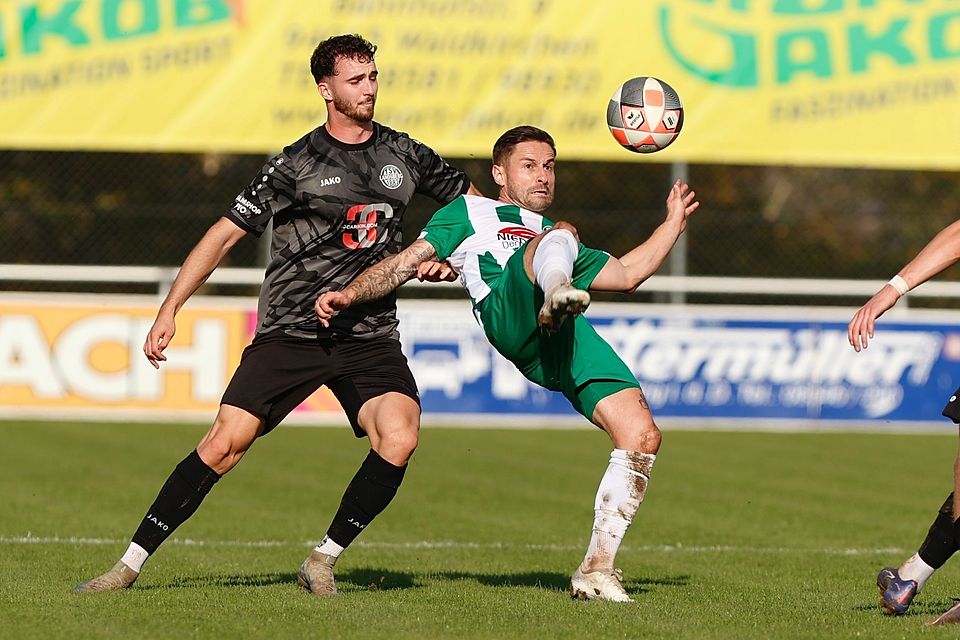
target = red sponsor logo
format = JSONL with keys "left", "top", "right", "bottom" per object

{"left": 342, "top": 204, "right": 394, "bottom": 249}
{"left": 497, "top": 226, "right": 538, "bottom": 240}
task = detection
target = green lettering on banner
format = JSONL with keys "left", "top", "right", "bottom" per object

{"left": 848, "top": 18, "right": 915, "bottom": 73}
{"left": 773, "top": 0, "right": 842, "bottom": 15}
{"left": 658, "top": 6, "right": 758, "bottom": 87}
{"left": 777, "top": 29, "right": 832, "bottom": 84}
{"left": 175, "top": 0, "right": 230, "bottom": 28}
{"left": 0, "top": 14, "right": 5, "bottom": 60}
{"left": 20, "top": 0, "right": 89, "bottom": 55}
{"left": 930, "top": 10, "right": 960, "bottom": 60}
{"left": 103, "top": 0, "right": 160, "bottom": 40}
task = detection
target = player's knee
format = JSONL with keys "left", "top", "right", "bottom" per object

{"left": 552, "top": 221, "right": 579, "bottom": 241}
{"left": 640, "top": 422, "right": 662, "bottom": 454}
{"left": 197, "top": 421, "right": 257, "bottom": 474}
{"left": 374, "top": 426, "right": 419, "bottom": 466}
{"left": 197, "top": 437, "right": 238, "bottom": 474}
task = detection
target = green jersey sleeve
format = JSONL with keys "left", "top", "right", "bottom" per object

{"left": 418, "top": 196, "right": 474, "bottom": 261}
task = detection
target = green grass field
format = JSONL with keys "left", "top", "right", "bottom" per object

{"left": 2, "top": 419, "right": 960, "bottom": 639}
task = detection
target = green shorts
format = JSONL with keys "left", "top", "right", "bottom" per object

{"left": 476, "top": 243, "right": 640, "bottom": 420}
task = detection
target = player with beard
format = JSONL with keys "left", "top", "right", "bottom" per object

{"left": 74, "top": 34, "right": 479, "bottom": 596}
{"left": 316, "top": 125, "right": 699, "bottom": 602}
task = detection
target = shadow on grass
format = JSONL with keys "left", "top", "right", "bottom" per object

{"left": 851, "top": 597, "right": 960, "bottom": 618}
{"left": 139, "top": 568, "right": 419, "bottom": 592}
{"left": 138, "top": 568, "right": 689, "bottom": 596}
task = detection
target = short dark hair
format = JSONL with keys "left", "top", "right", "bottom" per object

{"left": 310, "top": 34, "right": 377, "bottom": 84}
{"left": 492, "top": 125, "right": 556, "bottom": 165}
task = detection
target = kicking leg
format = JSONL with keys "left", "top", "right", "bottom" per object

{"left": 73, "top": 405, "right": 262, "bottom": 593}
{"left": 524, "top": 223, "right": 590, "bottom": 332}
{"left": 571, "top": 387, "right": 659, "bottom": 602}
{"left": 298, "top": 393, "right": 419, "bottom": 596}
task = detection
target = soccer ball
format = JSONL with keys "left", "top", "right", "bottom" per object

{"left": 607, "top": 76, "right": 683, "bottom": 154}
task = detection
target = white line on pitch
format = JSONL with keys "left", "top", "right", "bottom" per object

{"left": 0, "top": 535, "right": 908, "bottom": 556}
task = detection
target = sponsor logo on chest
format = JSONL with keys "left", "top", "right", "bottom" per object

{"left": 319, "top": 176, "right": 342, "bottom": 187}
{"left": 497, "top": 225, "right": 538, "bottom": 250}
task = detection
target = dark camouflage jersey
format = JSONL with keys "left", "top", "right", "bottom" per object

{"left": 224, "top": 122, "right": 469, "bottom": 340}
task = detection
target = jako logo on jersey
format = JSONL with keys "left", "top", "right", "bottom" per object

{"left": 497, "top": 225, "right": 538, "bottom": 250}
{"left": 379, "top": 165, "right": 403, "bottom": 190}
{"left": 342, "top": 203, "right": 395, "bottom": 249}
{"left": 319, "top": 176, "right": 341, "bottom": 187}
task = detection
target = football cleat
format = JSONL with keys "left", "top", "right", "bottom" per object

{"left": 297, "top": 551, "right": 339, "bottom": 596}
{"left": 538, "top": 282, "right": 590, "bottom": 333}
{"left": 569, "top": 566, "right": 633, "bottom": 603}
{"left": 929, "top": 600, "right": 960, "bottom": 625}
{"left": 876, "top": 566, "right": 917, "bottom": 615}
{"left": 72, "top": 561, "right": 139, "bottom": 593}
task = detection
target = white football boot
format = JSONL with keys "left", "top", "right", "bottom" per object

{"left": 569, "top": 566, "right": 633, "bottom": 602}
{"left": 538, "top": 282, "right": 591, "bottom": 333}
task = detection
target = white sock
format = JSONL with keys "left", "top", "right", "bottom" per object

{"left": 314, "top": 535, "right": 345, "bottom": 559}
{"left": 120, "top": 542, "right": 149, "bottom": 572}
{"left": 899, "top": 553, "right": 936, "bottom": 591}
{"left": 533, "top": 229, "right": 578, "bottom": 293}
{"left": 582, "top": 449, "right": 656, "bottom": 572}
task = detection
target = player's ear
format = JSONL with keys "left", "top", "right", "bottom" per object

{"left": 491, "top": 163, "right": 506, "bottom": 188}
{"left": 317, "top": 82, "right": 332, "bottom": 101}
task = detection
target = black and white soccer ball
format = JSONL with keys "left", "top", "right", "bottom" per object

{"left": 607, "top": 76, "right": 683, "bottom": 154}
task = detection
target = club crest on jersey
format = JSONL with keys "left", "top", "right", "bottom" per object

{"left": 497, "top": 226, "right": 538, "bottom": 250}
{"left": 379, "top": 165, "right": 403, "bottom": 190}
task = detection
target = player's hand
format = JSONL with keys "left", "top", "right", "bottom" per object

{"left": 665, "top": 179, "right": 699, "bottom": 232}
{"left": 848, "top": 286, "right": 900, "bottom": 352}
{"left": 143, "top": 313, "right": 175, "bottom": 369}
{"left": 417, "top": 260, "right": 459, "bottom": 282}
{"left": 315, "top": 291, "right": 353, "bottom": 328}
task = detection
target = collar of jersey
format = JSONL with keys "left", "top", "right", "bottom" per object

{"left": 317, "top": 122, "right": 379, "bottom": 151}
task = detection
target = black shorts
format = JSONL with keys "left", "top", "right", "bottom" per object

{"left": 220, "top": 332, "right": 420, "bottom": 437}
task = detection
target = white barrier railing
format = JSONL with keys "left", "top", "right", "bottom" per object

{"left": 3, "top": 263, "right": 960, "bottom": 300}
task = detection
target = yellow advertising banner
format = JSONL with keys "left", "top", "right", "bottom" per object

{"left": 0, "top": 295, "right": 344, "bottom": 419}
{"left": 0, "top": 0, "right": 958, "bottom": 168}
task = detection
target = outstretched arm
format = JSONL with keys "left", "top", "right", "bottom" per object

{"left": 848, "top": 218, "right": 960, "bottom": 351}
{"left": 590, "top": 180, "right": 699, "bottom": 293}
{"left": 315, "top": 239, "right": 439, "bottom": 327}
{"left": 144, "top": 217, "right": 247, "bottom": 368}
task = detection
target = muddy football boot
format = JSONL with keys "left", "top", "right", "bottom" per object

{"left": 297, "top": 550, "right": 339, "bottom": 596}
{"left": 538, "top": 282, "right": 590, "bottom": 333}
{"left": 569, "top": 566, "right": 632, "bottom": 603}
{"left": 72, "top": 561, "right": 139, "bottom": 593}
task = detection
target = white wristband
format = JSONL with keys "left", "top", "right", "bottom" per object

{"left": 888, "top": 275, "right": 909, "bottom": 296}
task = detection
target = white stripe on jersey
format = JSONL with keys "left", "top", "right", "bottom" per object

{"left": 424, "top": 195, "right": 549, "bottom": 306}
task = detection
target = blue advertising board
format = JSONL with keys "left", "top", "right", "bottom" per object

{"left": 398, "top": 301, "right": 960, "bottom": 426}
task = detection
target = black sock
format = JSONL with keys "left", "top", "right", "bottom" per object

{"left": 131, "top": 450, "right": 221, "bottom": 554}
{"left": 918, "top": 493, "right": 955, "bottom": 569}
{"left": 325, "top": 450, "right": 407, "bottom": 547}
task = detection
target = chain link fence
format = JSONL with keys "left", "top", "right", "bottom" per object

{"left": 1, "top": 149, "right": 958, "bottom": 304}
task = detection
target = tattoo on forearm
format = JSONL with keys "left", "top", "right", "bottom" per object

{"left": 347, "top": 241, "right": 437, "bottom": 304}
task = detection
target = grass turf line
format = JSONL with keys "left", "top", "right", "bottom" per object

{"left": 1, "top": 419, "right": 958, "bottom": 639}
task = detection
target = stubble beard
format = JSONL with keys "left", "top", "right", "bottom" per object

{"left": 512, "top": 187, "right": 553, "bottom": 213}
{"left": 334, "top": 94, "right": 375, "bottom": 124}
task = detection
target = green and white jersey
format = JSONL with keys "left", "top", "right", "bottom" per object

{"left": 419, "top": 195, "right": 554, "bottom": 306}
